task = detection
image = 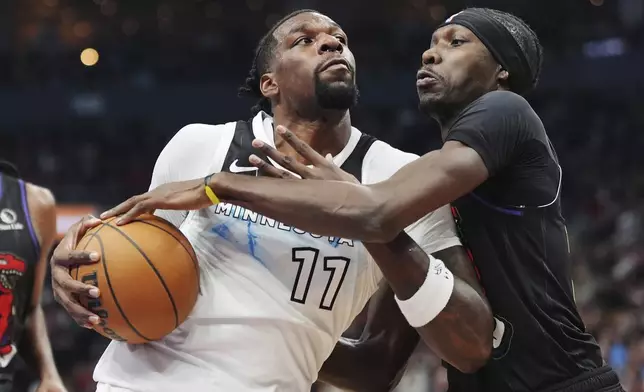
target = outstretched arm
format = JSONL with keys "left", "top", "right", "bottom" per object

{"left": 212, "top": 138, "right": 487, "bottom": 242}
{"left": 212, "top": 92, "right": 531, "bottom": 241}
{"left": 103, "top": 137, "right": 487, "bottom": 243}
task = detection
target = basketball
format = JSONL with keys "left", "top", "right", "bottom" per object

{"left": 71, "top": 214, "right": 199, "bottom": 344}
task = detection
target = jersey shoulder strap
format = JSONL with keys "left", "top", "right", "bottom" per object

{"left": 220, "top": 118, "right": 270, "bottom": 177}
{"left": 221, "top": 119, "right": 378, "bottom": 183}
{"left": 340, "top": 133, "right": 378, "bottom": 183}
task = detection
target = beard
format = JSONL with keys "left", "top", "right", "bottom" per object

{"left": 314, "top": 74, "right": 359, "bottom": 110}
{"left": 418, "top": 92, "right": 450, "bottom": 116}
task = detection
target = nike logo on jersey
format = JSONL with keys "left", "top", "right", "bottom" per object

{"left": 229, "top": 159, "right": 259, "bottom": 174}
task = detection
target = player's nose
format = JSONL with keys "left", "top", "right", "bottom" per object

{"left": 421, "top": 48, "right": 442, "bottom": 65}
{"left": 318, "top": 34, "right": 343, "bottom": 54}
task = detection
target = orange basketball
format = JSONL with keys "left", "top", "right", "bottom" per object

{"left": 71, "top": 214, "right": 199, "bottom": 344}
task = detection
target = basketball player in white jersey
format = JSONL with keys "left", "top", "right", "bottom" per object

{"left": 51, "top": 10, "right": 492, "bottom": 391}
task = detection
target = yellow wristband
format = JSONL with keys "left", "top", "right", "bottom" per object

{"left": 204, "top": 174, "right": 220, "bottom": 205}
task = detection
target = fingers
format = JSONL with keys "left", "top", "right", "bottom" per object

{"left": 52, "top": 250, "right": 100, "bottom": 267}
{"left": 51, "top": 215, "right": 102, "bottom": 268}
{"left": 55, "top": 290, "right": 100, "bottom": 328}
{"left": 73, "top": 215, "right": 102, "bottom": 244}
{"left": 50, "top": 214, "right": 103, "bottom": 328}
{"left": 249, "top": 155, "right": 299, "bottom": 179}
{"left": 53, "top": 267, "right": 100, "bottom": 297}
{"left": 115, "top": 201, "right": 154, "bottom": 226}
{"left": 251, "top": 139, "right": 312, "bottom": 178}
{"left": 275, "top": 125, "right": 327, "bottom": 166}
{"left": 52, "top": 267, "right": 100, "bottom": 327}
{"left": 100, "top": 195, "right": 140, "bottom": 221}
{"left": 99, "top": 194, "right": 153, "bottom": 225}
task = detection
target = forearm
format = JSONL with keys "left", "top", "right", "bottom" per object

{"left": 416, "top": 277, "right": 492, "bottom": 373}
{"left": 366, "top": 236, "right": 493, "bottom": 373}
{"left": 212, "top": 172, "right": 390, "bottom": 241}
{"left": 371, "top": 147, "right": 485, "bottom": 233}
{"left": 20, "top": 306, "right": 61, "bottom": 380}
{"left": 212, "top": 146, "right": 484, "bottom": 243}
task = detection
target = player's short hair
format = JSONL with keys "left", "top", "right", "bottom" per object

{"left": 238, "top": 9, "right": 319, "bottom": 115}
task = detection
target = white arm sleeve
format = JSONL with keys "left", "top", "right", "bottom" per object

{"left": 362, "top": 140, "right": 462, "bottom": 288}
{"left": 149, "top": 122, "right": 234, "bottom": 227}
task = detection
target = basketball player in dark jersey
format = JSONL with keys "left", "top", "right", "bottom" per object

{"left": 49, "top": 10, "right": 494, "bottom": 391}
{"left": 98, "top": 7, "right": 624, "bottom": 392}
{"left": 0, "top": 161, "right": 66, "bottom": 392}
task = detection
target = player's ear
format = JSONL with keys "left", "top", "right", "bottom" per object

{"left": 260, "top": 73, "right": 279, "bottom": 99}
{"left": 496, "top": 68, "right": 510, "bottom": 90}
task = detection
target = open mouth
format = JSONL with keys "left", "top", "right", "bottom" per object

{"left": 416, "top": 69, "right": 440, "bottom": 88}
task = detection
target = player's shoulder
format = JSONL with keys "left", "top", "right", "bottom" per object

{"left": 24, "top": 182, "right": 56, "bottom": 244}
{"left": 477, "top": 90, "right": 530, "bottom": 109}
{"left": 152, "top": 120, "right": 239, "bottom": 182}
{"left": 454, "top": 90, "right": 540, "bottom": 135}
{"left": 470, "top": 90, "right": 536, "bottom": 119}
{"left": 170, "top": 121, "right": 236, "bottom": 145}
{"left": 367, "top": 140, "right": 419, "bottom": 163}
{"left": 362, "top": 139, "right": 419, "bottom": 184}
{"left": 159, "top": 121, "right": 238, "bottom": 163}
{"left": 24, "top": 182, "right": 56, "bottom": 211}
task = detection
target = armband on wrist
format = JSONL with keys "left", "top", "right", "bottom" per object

{"left": 204, "top": 174, "right": 220, "bottom": 205}
{"left": 394, "top": 255, "right": 454, "bottom": 328}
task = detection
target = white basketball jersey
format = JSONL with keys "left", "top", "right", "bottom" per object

{"left": 93, "top": 112, "right": 461, "bottom": 392}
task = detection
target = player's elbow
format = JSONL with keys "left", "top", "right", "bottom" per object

{"left": 452, "top": 346, "right": 491, "bottom": 373}
{"left": 450, "top": 331, "right": 492, "bottom": 374}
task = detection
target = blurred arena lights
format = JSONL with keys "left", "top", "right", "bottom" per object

{"left": 80, "top": 48, "right": 100, "bottom": 66}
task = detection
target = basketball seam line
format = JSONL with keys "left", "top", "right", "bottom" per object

{"left": 95, "top": 234, "right": 152, "bottom": 342}
{"left": 133, "top": 219, "right": 199, "bottom": 276}
{"left": 132, "top": 219, "right": 202, "bottom": 296}
{"left": 104, "top": 221, "right": 180, "bottom": 329}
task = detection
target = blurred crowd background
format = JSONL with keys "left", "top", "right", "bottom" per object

{"left": 2, "top": 0, "right": 644, "bottom": 390}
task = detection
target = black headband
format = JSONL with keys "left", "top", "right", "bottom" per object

{"left": 440, "top": 9, "right": 534, "bottom": 94}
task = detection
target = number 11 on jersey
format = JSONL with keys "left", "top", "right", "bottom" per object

{"left": 290, "top": 247, "right": 351, "bottom": 311}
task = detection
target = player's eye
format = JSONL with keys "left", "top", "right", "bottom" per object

{"left": 294, "top": 37, "right": 314, "bottom": 46}
{"left": 335, "top": 36, "right": 347, "bottom": 45}
{"left": 451, "top": 38, "right": 467, "bottom": 46}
